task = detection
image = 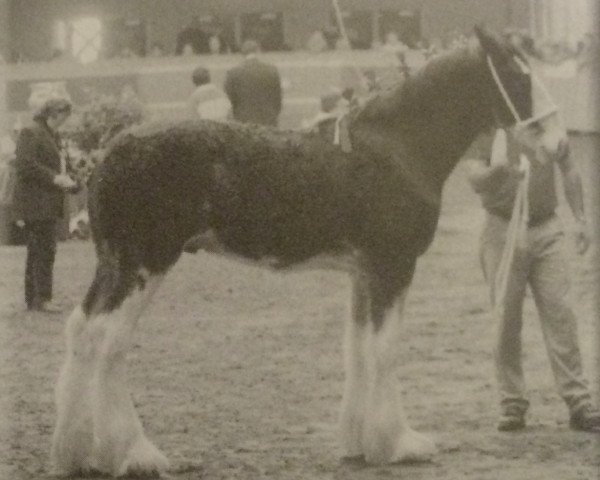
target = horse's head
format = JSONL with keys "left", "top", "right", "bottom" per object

{"left": 475, "top": 25, "right": 567, "bottom": 161}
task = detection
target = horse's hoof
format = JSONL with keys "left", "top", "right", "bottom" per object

{"left": 116, "top": 437, "right": 169, "bottom": 478}
{"left": 392, "top": 429, "right": 436, "bottom": 463}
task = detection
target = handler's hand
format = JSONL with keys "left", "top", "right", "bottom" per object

{"left": 53, "top": 174, "right": 76, "bottom": 190}
{"left": 574, "top": 220, "right": 590, "bottom": 255}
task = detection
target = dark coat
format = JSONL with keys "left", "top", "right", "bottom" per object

{"left": 14, "top": 121, "right": 66, "bottom": 221}
{"left": 224, "top": 57, "right": 282, "bottom": 127}
{"left": 175, "top": 26, "right": 209, "bottom": 54}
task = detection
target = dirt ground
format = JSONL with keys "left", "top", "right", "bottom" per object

{"left": 1, "top": 134, "right": 599, "bottom": 480}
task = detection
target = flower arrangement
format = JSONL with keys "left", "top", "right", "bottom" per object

{"left": 63, "top": 86, "right": 147, "bottom": 184}
{"left": 60, "top": 86, "right": 147, "bottom": 239}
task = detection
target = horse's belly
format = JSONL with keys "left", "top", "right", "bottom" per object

{"left": 184, "top": 229, "right": 356, "bottom": 273}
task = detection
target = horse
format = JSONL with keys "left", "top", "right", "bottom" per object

{"left": 50, "top": 26, "right": 567, "bottom": 477}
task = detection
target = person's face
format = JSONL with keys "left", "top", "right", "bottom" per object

{"left": 512, "top": 111, "right": 566, "bottom": 164}
{"left": 47, "top": 110, "right": 70, "bottom": 131}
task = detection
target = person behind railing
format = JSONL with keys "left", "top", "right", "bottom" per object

{"left": 176, "top": 16, "right": 210, "bottom": 55}
{"left": 306, "top": 30, "right": 328, "bottom": 54}
{"left": 188, "top": 66, "right": 230, "bottom": 122}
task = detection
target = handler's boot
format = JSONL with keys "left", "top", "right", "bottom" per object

{"left": 497, "top": 404, "right": 526, "bottom": 431}
{"left": 569, "top": 404, "right": 600, "bottom": 433}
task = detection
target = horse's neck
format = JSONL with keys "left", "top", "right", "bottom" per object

{"left": 350, "top": 52, "right": 492, "bottom": 200}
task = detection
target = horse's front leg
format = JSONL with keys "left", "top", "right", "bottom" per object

{"left": 339, "top": 272, "right": 370, "bottom": 459}
{"left": 361, "top": 281, "right": 436, "bottom": 464}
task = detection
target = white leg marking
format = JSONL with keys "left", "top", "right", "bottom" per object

{"left": 89, "top": 274, "right": 169, "bottom": 477}
{"left": 362, "top": 290, "right": 436, "bottom": 464}
{"left": 339, "top": 277, "right": 369, "bottom": 458}
{"left": 51, "top": 273, "right": 169, "bottom": 477}
{"left": 51, "top": 305, "right": 96, "bottom": 475}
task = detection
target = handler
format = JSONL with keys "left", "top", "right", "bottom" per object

{"left": 465, "top": 127, "right": 600, "bottom": 432}
{"left": 14, "top": 98, "right": 76, "bottom": 313}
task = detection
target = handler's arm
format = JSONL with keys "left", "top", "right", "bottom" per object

{"left": 465, "top": 159, "right": 511, "bottom": 194}
{"left": 556, "top": 142, "right": 589, "bottom": 254}
{"left": 556, "top": 143, "right": 585, "bottom": 223}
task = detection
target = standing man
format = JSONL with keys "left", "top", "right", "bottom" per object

{"left": 465, "top": 128, "right": 600, "bottom": 432}
{"left": 224, "top": 39, "right": 282, "bottom": 127}
{"left": 14, "top": 98, "right": 76, "bottom": 313}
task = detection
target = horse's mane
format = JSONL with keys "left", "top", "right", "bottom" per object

{"left": 350, "top": 44, "right": 482, "bottom": 127}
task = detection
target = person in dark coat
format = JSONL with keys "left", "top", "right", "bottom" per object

{"left": 224, "top": 39, "right": 282, "bottom": 127}
{"left": 175, "top": 17, "right": 209, "bottom": 55}
{"left": 14, "top": 98, "right": 76, "bottom": 312}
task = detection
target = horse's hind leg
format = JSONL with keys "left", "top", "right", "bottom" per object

{"left": 51, "top": 303, "right": 97, "bottom": 475}
{"left": 362, "top": 282, "right": 436, "bottom": 464}
{"left": 51, "top": 253, "right": 169, "bottom": 477}
{"left": 90, "top": 270, "right": 167, "bottom": 476}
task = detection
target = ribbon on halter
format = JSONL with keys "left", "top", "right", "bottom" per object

{"left": 333, "top": 114, "right": 352, "bottom": 153}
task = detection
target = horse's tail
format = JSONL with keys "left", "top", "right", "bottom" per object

{"left": 81, "top": 127, "right": 212, "bottom": 317}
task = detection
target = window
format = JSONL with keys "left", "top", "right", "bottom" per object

{"left": 241, "top": 12, "right": 285, "bottom": 51}
{"left": 71, "top": 17, "right": 102, "bottom": 63}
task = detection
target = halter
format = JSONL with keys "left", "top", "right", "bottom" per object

{"left": 486, "top": 54, "right": 560, "bottom": 129}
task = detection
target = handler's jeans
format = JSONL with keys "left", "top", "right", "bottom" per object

{"left": 480, "top": 213, "right": 591, "bottom": 415}
{"left": 24, "top": 220, "right": 57, "bottom": 308}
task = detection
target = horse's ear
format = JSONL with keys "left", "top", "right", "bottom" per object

{"left": 474, "top": 25, "right": 502, "bottom": 57}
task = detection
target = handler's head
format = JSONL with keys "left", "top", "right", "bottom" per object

{"left": 34, "top": 98, "right": 72, "bottom": 127}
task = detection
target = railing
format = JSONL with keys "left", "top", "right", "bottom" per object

{"left": 1, "top": 50, "right": 598, "bottom": 132}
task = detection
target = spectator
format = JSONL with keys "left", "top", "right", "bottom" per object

{"left": 148, "top": 42, "right": 166, "bottom": 58}
{"left": 176, "top": 17, "right": 209, "bottom": 55}
{"left": 322, "top": 25, "right": 339, "bottom": 50}
{"left": 224, "top": 40, "right": 282, "bottom": 127}
{"left": 14, "top": 98, "right": 78, "bottom": 313}
{"left": 381, "top": 31, "right": 406, "bottom": 53}
{"left": 465, "top": 127, "right": 600, "bottom": 433}
{"left": 208, "top": 35, "right": 221, "bottom": 55}
{"left": 181, "top": 44, "right": 196, "bottom": 57}
{"left": 188, "top": 66, "right": 230, "bottom": 121}
{"left": 306, "top": 30, "right": 328, "bottom": 53}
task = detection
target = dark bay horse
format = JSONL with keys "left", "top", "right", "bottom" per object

{"left": 51, "top": 27, "right": 565, "bottom": 477}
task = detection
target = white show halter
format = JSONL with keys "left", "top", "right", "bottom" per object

{"left": 486, "top": 55, "right": 560, "bottom": 129}
{"left": 485, "top": 54, "right": 556, "bottom": 312}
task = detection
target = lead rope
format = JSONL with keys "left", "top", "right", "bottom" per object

{"left": 486, "top": 56, "right": 531, "bottom": 313}
{"left": 493, "top": 150, "right": 531, "bottom": 312}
